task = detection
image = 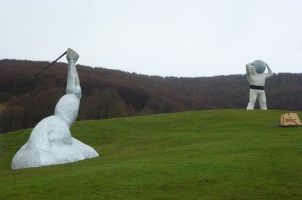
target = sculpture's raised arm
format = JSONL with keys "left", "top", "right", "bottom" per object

{"left": 265, "top": 64, "right": 273, "bottom": 78}
{"left": 246, "top": 63, "right": 254, "bottom": 76}
{"left": 66, "top": 48, "right": 81, "bottom": 98}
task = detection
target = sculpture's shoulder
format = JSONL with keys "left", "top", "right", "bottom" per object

{"left": 54, "top": 93, "right": 80, "bottom": 126}
{"left": 28, "top": 115, "right": 71, "bottom": 146}
{"left": 30, "top": 116, "right": 69, "bottom": 137}
{"left": 33, "top": 115, "right": 64, "bottom": 128}
{"left": 264, "top": 72, "right": 274, "bottom": 79}
{"left": 56, "top": 93, "right": 80, "bottom": 109}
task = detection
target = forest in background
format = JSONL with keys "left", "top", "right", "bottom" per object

{"left": 0, "top": 59, "right": 302, "bottom": 133}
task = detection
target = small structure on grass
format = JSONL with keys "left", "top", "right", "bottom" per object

{"left": 280, "top": 113, "right": 302, "bottom": 127}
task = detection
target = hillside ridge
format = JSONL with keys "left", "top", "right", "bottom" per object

{"left": 1, "top": 59, "right": 302, "bottom": 133}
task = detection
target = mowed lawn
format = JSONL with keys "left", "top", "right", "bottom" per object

{"left": 0, "top": 110, "right": 302, "bottom": 200}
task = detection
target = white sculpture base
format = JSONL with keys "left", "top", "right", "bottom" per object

{"left": 11, "top": 116, "right": 99, "bottom": 169}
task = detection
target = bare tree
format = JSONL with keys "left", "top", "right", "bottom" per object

{"left": 80, "top": 88, "right": 125, "bottom": 119}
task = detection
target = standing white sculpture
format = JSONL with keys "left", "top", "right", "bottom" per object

{"left": 12, "top": 48, "right": 99, "bottom": 169}
{"left": 246, "top": 60, "right": 274, "bottom": 110}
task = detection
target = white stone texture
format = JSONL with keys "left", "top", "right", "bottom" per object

{"left": 12, "top": 49, "right": 99, "bottom": 169}
{"left": 246, "top": 60, "right": 273, "bottom": 110}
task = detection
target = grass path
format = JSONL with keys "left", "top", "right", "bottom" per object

{"left": 0, "top": 110, "right": 302, "bottom": 199}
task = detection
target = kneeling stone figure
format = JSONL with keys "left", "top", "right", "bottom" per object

{"left": 12, "top": 49, "right": 99, "bottom": 169}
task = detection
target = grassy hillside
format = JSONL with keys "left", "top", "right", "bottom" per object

{"left": 0, "top": 110, "right": 302, "bottom": 200}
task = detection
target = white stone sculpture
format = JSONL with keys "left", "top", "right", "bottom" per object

{"left": 11, "top": 48, "right": 99, "bottom": 169}
{"left": 246, "top": 60, "right": 274, "bottom": 110}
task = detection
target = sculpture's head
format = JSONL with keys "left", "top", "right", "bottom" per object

{"left": 253, "top": 60, "right": 267, "bottom": 74}
{"left": 250, "top": 66, "right": 256, "bottom": 75}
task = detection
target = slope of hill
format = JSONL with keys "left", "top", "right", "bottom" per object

{"left": 0, "top": 110, "right": 302, "bottom": 199}
{"left": 1, "top": 59, "right": 302, "bottom": 133}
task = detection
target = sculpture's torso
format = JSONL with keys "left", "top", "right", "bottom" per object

{"left": 247, "top": 73, "right": 267, "bottom": 86}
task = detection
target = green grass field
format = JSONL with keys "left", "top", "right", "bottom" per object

{"left": 0, "top": 110, "right": 302, "bottom": 200}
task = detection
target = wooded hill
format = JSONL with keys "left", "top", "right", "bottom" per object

{"left": 0, "top": 59, "right": 301, "bottom": 133}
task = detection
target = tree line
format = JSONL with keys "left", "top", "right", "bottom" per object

{"left": 0, "top": 59, "right": 301, "bottom": 133}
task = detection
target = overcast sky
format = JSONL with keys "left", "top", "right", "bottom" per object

{"left": 1, "top": 0, "right": 302, "bottom": 77}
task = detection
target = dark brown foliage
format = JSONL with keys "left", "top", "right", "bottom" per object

{"left": 0, "top": 59, "right": 301, "bottom": 133}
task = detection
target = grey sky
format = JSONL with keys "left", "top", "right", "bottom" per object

{"left": 1, "top": 0, "right": 302, "bottom": 77}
